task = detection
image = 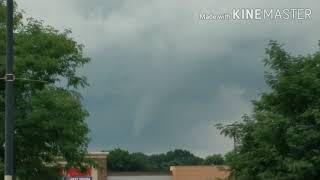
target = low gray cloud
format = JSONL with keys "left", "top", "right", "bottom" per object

{"left": 17, "top": 0, "right": 320, "bottom": 156}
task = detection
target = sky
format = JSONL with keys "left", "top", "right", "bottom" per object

{"left": 16, "top": 0, "right": 320, "bottom": 157}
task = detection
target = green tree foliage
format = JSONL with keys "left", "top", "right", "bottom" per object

{"left": 217, "top": 41, "right": 320, "bottom": 180}
{"left": 108, "top": 149, "right": 220, "bottom": 172}
{"left": 107, "top": 149, "right": 133, "bottom": 171}
{"left": 216, "top": 115, "right": 250, "bottom": 150}
{"left": 107, "top": 149, "right": 154, "bottom": 172}
{"left": 0, "top": 1, "right": 91, "bottom": 179}
{"left": 163, "top": 149, "right": 204, "bottom": 167}
{"left": 130, "top": 152, "right": 153, "bottom": 171}
{"left": 203, "top": 154, "right": 225, "bottom": 165}
{"left": 148, "top": 153, "right": 168, "bottom": 171}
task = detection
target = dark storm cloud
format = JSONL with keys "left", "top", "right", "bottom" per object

{"left": 17, "top": 0, "right": 320, "bottom": 156}
{"left": 69, "top": 0, "right": 127, "bottom": 18}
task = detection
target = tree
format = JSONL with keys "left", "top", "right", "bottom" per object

{"left": 217, "top": 41, "right": 320, "bottom": 180}
{"left": 165, "top": 149, "right": 204, "bottom": 166}
{"left": 149, "top": 149, "right": 204, "bottom": 171}
{"left": 107, "top": 149, "right": 153, "bottom": 172}
{"left": 107, "top": 149, "right": 132, "bottom": 171}
{"left": 0, "top": 1, "right": 91, "bottom": 179}
{"left": 107, "top": 149, "right": 205, "bottom": 172}
{"left": 216, "top": 115, "right": 251, "bottom": 150}
{"left": 148, "top": 153, "right": 168, "bottom": 171}
{"left": 203, "top": 154, "right": 225, "bottom": 165}
{"left": 130, "top": 152, "right": 153, "bottom": 171}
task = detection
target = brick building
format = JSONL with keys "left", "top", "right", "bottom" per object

{"left": 170, "top": 166, "right": 230, "bottom": 180}
{"left": 62, "top": 152, "right": 108, "bottom": 180}
{"left": 62, "top": 152, "right": 230, "bottom": 180}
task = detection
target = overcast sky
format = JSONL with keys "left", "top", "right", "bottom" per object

{"left": 16, "top": 0, "right": 320, "bottom": 157}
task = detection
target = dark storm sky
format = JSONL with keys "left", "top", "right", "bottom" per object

{"left": 16, "top": 0, "right": 320, "bottom": 156}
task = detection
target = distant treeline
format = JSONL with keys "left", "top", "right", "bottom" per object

{"left": 107, "top": 148, "right": 225, "bottom": 172}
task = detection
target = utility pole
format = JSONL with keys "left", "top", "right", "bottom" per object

{"left": 5, "top": 0, "right": 15, "bottom": 179}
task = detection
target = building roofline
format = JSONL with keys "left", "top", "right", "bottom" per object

{"left": 108, "top": 172, "right": 172, "bottom": 176}
{"left": 88, "top": 151, "right": 109, "bottom": 155}
{"left": 170, "top": 165, "right": 230, "bottom": 171}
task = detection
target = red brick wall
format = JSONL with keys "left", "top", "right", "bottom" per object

{"left": 170, "top": 166, "right": 230, "bottom": 180}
